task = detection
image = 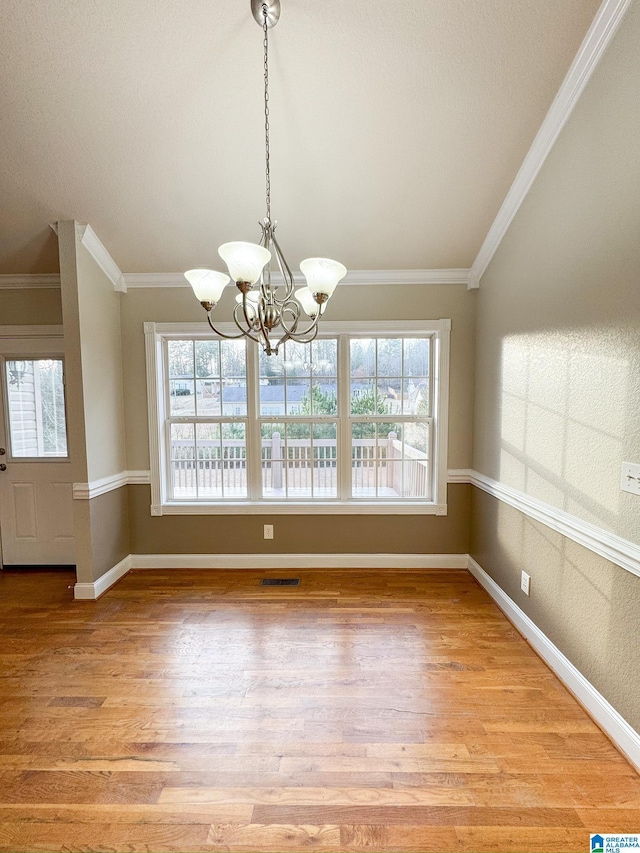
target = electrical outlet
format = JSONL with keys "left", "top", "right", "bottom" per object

{"left": 520, "top": 571, "right": 531, "bottom": 596}
{"left": 263, "top": 524, "right": 274, "bottom": 540}
{"left": 621, "top": 462, "right": 640, "bottom": 496}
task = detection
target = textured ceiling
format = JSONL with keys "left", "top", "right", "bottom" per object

{"left": 0, "top": 0, "right": 601, "bottom": 274}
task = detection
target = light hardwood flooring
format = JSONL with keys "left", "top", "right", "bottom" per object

{"left": 0, "top": 567, "right": 638, "bottom": 852}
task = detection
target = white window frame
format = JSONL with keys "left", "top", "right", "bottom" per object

{"left": 144, "top": 320, "right": 450, "bottom": 515}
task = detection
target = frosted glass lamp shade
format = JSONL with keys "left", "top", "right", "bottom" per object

{"left": 218, "top": 242, "right": 271, "bottom": 284}
{"left": 295, "top": 287, "right": 326, "bottom": 318}
{"left": 235, "top": 291, "right": 260, "bottom": 319}
{"left": 184, "top": 269, "right": 230, "bottom": 304}
{"left": 299, "top": 257, "right": 347, "bottom": 297}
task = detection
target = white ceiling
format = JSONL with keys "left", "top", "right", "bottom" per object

{"left": 0, "top": 0, "right": 601, "bottom": 275}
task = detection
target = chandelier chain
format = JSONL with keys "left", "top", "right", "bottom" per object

{"left": 262, "top": 4, "right": 271, "bottom": 224}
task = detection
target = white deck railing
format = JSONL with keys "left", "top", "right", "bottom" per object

{"left": 170, "top": 433, "right": 429, "bottom": 498}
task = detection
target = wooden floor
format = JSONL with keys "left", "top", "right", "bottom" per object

{"left": 0, "top": 568, "right": 638, "bottom": 853}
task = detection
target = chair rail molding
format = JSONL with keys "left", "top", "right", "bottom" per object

{"left": 449, "top": 469, "right": 640, "bottom": 579}
{"left": 73, "top": 470, "right": 150, "bottom": 500}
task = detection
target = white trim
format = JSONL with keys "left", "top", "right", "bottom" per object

{"left": 144, "top": 323, "right": 164, "bottom": 511}
{"left": 145, "top": 320, "right": 450, "bottom": 516}
{"left": 77, "top": 224, "right": 127, "bottom": 293}
{"left": 125, "top": 270, "right": 471, "bottom": 289}
{"left": 0, "top": 275, "right": 61, "bottom": 290}
{"left": 159, "top": 501, "right": 445, "bottom": 516}
{"left": 130, "top": 553, "right": 469, "bottom": 570}
{"left": 74, "top": 555, "right": 131, "bottom": 600}
{"left": 450, "top": 469, "right": 640, "bottom": 580}
{"left": 468, "top": 0, "right": 633, "bottom": 288}
{"left": 126, "top": 469, "right": 151, "bottom": 485}
{"left": 0, "top": 325, "right": 63, "bottom": 339}
{"left": 433, "top": 322, "right": 450, "bottom": 508}
{"left": 153, "top": 319, "right": 452, "bottom": 337}
{"left": 467, "top": 556, "right": 640, "bottom": 773}
{"left": 447, "top": 468, "right": 473, "bottom": 484}
{"left": 73, "top": 470, "right": 151, "bottom": 500}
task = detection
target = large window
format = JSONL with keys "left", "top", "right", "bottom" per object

{"left": 146, "top": 321, "right": 450, "bottom": 514}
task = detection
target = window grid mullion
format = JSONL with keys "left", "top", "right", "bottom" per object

{"left": 338, "top": 335, "right": 351, "bottom": 500}
{"left": 161, "top": 331, "right": 439, "bottom": 506}
{"left": 246, "top": 338, "right": 261, "bottom": 501}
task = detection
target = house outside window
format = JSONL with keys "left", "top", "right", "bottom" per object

{"left": 145, "top": 320, "right": 450, "bottom": 515}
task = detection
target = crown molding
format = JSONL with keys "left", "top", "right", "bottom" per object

{"left": 78, "top": 224, "right": 127, "bottom": 293}
{"left": 0, "top": 324, "right": 63, "bottom": 338}
{"left": 0, "top": 274, "right": 61, "bottom": 289}
{"left": 124, "top": 269, "right": 471, "bottom": 289}
{"left": 468, "top": 0, "right": 633, "bottom": 289}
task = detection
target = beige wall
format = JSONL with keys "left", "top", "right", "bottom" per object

{"left": 121, "top": 282, "right": 476, "bottom": 471}
{"left": 129, "top": 482, "right": 470, "bottom": 556}
{"left": 473, "top": 1, "right": 640, "bottom": 543}
{"left": 471, "top": 489, "right": 640, "bottom": 731}
{"left": 0, "top": 288, "right": 62, "bottom": 325}
{"left": 120, "top": 281, "right": 475, "bottom": 555}
{"left": 76, "top": 242, "right": 127, "bottom": 484}
{"left": 89, "top": 487, "right": 130, "bottom": 579}
{"left": 58, "top": 221, "right": 130, "bottom": 582}
{"left": 471, "top": 6, "right": 640, "bottom": 728}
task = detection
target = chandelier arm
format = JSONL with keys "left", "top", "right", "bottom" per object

{"left": 270, "top": 231, "right": 295, "bottom": 300}
{"left": 206, "top": 312, "right": 248, "bottom": 340}
{"left": 232, "top": 303, "right": 262, "bottom": 343}
{"left": 281, "top": 321, "right": 320, "bottom": 348}
{"left": 241, "top": 291, "right": 258, "bottom": 331}
{"left": 278, "top": 300, "right": 321, "bottom": 342}
{"left": 206, "top": 310, "right": 258, "bottom": 343}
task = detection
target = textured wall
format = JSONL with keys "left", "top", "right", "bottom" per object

{"left": 471, "top": 5, "right": 640, "bottom": 730}
{"left": 0, "top": 288, "right": 62, "bottom": 325}
{"left": 121, "top": 282, "right": 476, "bottom": 471}
{"left": 76, "top": 242, "right": 127, "bottom": 484}
{"left": 58, "top": 222, "right": 130, "bottom": 582}
{"left": 473, "top": 2, "right": 640, "bottom": 544}
{"left": 119, "top": 282, "right": 475, "bottom": 555}
{"left": 471, "top": 489, "right": 640, "bottom": 731}
{"left": 89, "top": 487, "right": 130, "bottom": 581}
{"left": 128, "top": 482, "right": 470, "bottom": 556}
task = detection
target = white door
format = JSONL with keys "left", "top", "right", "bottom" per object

{"left": 0, "top": 340, "right": 75, "bottom": 567}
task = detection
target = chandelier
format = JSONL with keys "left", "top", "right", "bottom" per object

{"left": 185, "top": 0, "right": 347, "bottom": 356}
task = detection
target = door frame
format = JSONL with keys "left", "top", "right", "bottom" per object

{"left": 0, "top": 325, "right": 65, "bottom": 570}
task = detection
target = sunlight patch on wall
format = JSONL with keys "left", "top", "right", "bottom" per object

{"left": 499, "top": 333, "right": 629, "bottom": 530}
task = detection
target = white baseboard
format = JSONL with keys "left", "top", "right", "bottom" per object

{"left": 73, "top": 553, "right": 466, "bottom": 599}
{"left": 129, "top": 553, "right": 469, "bottom": 571}
{"left": 74, "top": 555, "right": 131, "bottom": 600}
{"left": 467, "top": 555, "right": 640, "bottom": 773}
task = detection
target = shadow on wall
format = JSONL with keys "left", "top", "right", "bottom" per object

{"left": 498, "top": 331, "right": 638, "bottom": 537}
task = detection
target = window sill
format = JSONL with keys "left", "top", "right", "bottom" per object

{"left": 153, "top": 501, "right": 447, "bottom": 516}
